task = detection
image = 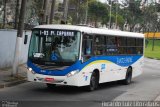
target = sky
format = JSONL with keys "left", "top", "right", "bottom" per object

{"left": 98, "top": 0, "right": 126, "bottom": 5}
{"left": 99, "top": 0, "right": 106, "bottom": 3}
{"left": 98, "top": 0, "right": 127, "bottom": 6}
{"left": 99, "top": 0, "right": 122, "bottom": 3}
{"left": 99, "top": 0, "right": 160, "bottom": 4}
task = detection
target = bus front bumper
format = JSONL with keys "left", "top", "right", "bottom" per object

{"left": 27, "top": 69, "right": 82, "bottom": 86}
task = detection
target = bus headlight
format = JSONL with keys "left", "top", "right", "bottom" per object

{"left": 67, "top": 70, "right": 79, "bottom": 77}
{"left": 28, "top": 68, "right": 32, "bottom": 71}
{"left": 28, "top": 67, "right": 35, "bottom": 74}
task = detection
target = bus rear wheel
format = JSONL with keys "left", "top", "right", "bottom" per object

{"left": 86, "top": 71, "right": 99, "bottom": 91}
{"left": 123, "top": 67, "right": 132, "bottom": 85}
{"left": 46, "top": 83, "right": 56, "bottom": 89}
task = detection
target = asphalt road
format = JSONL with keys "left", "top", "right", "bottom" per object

{"left": 0, "top": 58, "right": 160, "bottom": 107}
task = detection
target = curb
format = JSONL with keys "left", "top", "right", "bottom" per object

{"left": 0, "top": 79, "right": 27, "bottom": 89}
{"left": 146, "top": 57, "right": 160, "bottom": 60}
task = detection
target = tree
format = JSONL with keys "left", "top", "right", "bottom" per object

{"left": 116, "top": 14, "right": 125, "bottom": 29}
{"left": 68, "top": 0, "right": 94, "bottom": 25}
{"left": 49, "top": 0, "right": 56, "bottom": 24}
{"left": 14, "top": 0, "right": 20, "bottom": 29}
{"left": 62, "top": 0, "right": 69, "bottom": 24}
{"left": 42, "top": 0, "right": 49, "bottom": 24}
{"left": 118, "top": 0, "right": 143, "bottom": 32}
{"left": 2, "top": 0, "right": 7, "bottom": 29}
{"left": 108, "top": 2, "right": 125, "bottom": 29}
{"left": 68, "top": 0, "right": 82, "bottom": 24}
{"left": 28, "top": 0, "right": 43, "bottom": 25}
{"left": 88, "top": 0, "right": 108, "bottom": 27}
{"left": 12, "top": 0, "right": 27, "bottom": 76}
{"left": 128, "top": 0, "right": 143, "bottom": 32}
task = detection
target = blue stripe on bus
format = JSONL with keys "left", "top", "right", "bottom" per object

{"left": 27, "top": 55, "right": 142, "bottom": 76}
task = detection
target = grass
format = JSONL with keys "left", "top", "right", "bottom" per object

{"left": 145, "top": 39, "right": 160, "bottom": 60}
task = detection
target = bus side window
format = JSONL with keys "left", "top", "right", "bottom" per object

{"left": 82, "top": 35, "right": 93, "bottom": 61}
{"left": 136, "top": 38, "right": 144, "bottom": 55}
{"left": 94, "top": 35, "right": 105, "bottom": 55}
{"left": 106, "top": 36, "right": 117, "bottom": 55}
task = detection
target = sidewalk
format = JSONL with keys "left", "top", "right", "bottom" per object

{"left": 0, "top": 64, "right": 27, "bottom": 88}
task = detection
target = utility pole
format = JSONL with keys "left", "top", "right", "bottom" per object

{"left": 42, "top": 0, "right": 48, "bottom": 24}
{"left": 115, "top": 0, "right": 118, "bottom": 29}
{"left": 109, "top": 1, "right": 112, "bottom": 29}
{"left": 49, "top": 0, "right": 56, "bottom": 24}
{"left": 14, "top": 0, "right": 20, "bottom": 29}
{"left": 106, "top": 0, "right": 112, "bottom": 29}
{"left": 62, "top": 0, "right": 69, "bottom": 24}
{"left": 84, "top": 0, "right": 88, "bottom": 24}
{"left": 12, "top": 0, "right": 27, "bottom": 76}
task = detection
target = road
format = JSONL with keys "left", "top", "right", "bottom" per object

{"left": 0, "top": 58, "right": 160, "bottom": 107}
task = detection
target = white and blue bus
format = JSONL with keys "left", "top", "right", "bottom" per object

{"left": 27, "top": 25, "right": 144, "bottom": 91}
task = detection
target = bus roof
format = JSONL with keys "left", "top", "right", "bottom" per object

{"left": 34, "top": 24, "right": 144, "bottom": 38}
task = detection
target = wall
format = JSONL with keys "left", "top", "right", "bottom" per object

{"left": 145, "top": 32, "right": 160, "bottom": 39}
{"left": 0, "top": 29, "right": 31, "bottom": 68}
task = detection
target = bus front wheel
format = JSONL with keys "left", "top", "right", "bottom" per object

{"left": 86, "top": 71, "right": 99, "bottom": 91}
{"left": 123, "top": 67, "right": 132, "bottom": 85}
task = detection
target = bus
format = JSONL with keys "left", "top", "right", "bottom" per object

{"left": 27, "top": 25, "right": 144, "bottom": 91}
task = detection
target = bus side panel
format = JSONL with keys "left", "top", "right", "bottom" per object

{"left": 69, "top": 61, "right": 127, "bottom": 86}
{"left": 99, "top": 63, "right": 126, "bottom": 83}
{"left": 70, "top": 56, "right": 144, "bottom": 87}
{"left": 131, "top": 56, "right": 144, "bottom": 78}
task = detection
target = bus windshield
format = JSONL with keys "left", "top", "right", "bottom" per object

{"left": 28, "top": 29, "right": 81, "bottom": 65}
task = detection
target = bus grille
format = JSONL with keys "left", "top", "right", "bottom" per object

{"left": 34, "top": 64, "right": 69, "bottom": 71}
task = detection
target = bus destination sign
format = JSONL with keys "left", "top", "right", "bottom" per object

{"left": 39, "top": 30, "right": 75, "bottom": 37}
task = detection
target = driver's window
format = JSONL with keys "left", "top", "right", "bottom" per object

{"left": 82, "top": 34, "right": 93, "bottom": 62}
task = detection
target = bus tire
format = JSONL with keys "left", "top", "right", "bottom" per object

{"left": 123, "top": 67, "right": 132, "bottom": 85}
{"left": 86, "top": 71, "right": 99, "bottom": 91}
{"left": 46, "top": 83, "right": 56, "bottom": 89}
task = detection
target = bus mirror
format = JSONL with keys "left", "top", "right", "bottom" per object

{"left": 24, "top": 34, "right": 28, "bottom": 44}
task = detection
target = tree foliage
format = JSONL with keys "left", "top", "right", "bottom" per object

{"left": 0, "top": 0, "right": 160, "bottom": 32}
{"left": 88, "top": 0, "right": 108, "bottom": 27}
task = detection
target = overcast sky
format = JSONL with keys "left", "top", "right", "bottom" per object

{"left": 99, "top": 0, "right": 160, "bottom": 4}
{"left": 98, "top": 0, "right": 126, "bottom": 5}
{"left": 99, "top": 0, "right": 106, "bottom": 3}
{"left": 99, "top": 0, "right": 122, "bottom": 3}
